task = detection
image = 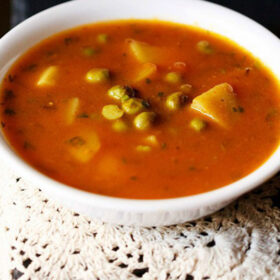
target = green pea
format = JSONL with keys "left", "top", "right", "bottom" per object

{"left": 120, "top": 94, "right": 130, "bottom": 103}
{"left": 145, "top": 135, "right": 158, "bottom": 146}
{"left": 97, "top": 34, "right": 108, "bottom": 44}
{"left": 134, "top": 112, "right": 156, "bottom": 130}
{"left": 82, "top": 47, "right": 96, "bottom": 57}
{"left": 190, "top": 118, "right": 207, "bottom": 132}
{"left": 122, "top": 98, "right": 144, "bottom": 115}
{"left": 108, "top": 85, "right": 128, "bottom": 101}
{"left": 197, "top": 40, "right": 213, "bottom": 54}
{"left": 180, "top": 83, "right": 192, "bottom": 93}
{"left": 102, "top": 105, "right": 124, "bottom": 120}
{"left": 112, "top": 119, "right": 128, "bottom": 132}
{"left": 165, "top": 72, "right": 182, "bottom": 84}
{"left": 166, "top": 91, "right": 184, "bottom": 110}
{"left": 86, "top": 68, "right": 110, "bottom": 83}
{"left": 136, "top": 145, "right": 151, "bottom": 152}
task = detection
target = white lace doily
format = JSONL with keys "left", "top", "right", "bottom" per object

{"left": 0, "top": 163, "right": 280, "bottom": 280}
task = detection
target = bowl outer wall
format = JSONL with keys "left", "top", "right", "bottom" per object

{"left": 0, "top": 0, "right": 280, "bottom": 226}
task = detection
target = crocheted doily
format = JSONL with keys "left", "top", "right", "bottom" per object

{"left": 0, "top": 163, "right": 280, "bottom": 280}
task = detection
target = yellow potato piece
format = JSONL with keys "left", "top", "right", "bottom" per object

{"left": 97, "top": 154, "right": 121, "bottom": 177}
{"left": 127, "top": 39, "right": 162, "bottom": 63}
{"left": 135, "top": 63, "right": 157, "bottom": 82}
{"left": 37, "top": 66, "right": 58, "bottom": 86}
{"left": 191, "top": 83, "right": 238, "bottom": 127}
{"left": 65, "top": 97, "right": 80, "bottom": 125}
{"left": 68, "top": 132, "right": 100, "bottom": 163}
{"left": 144, "top": 135, "right": 158, "bottom": 146}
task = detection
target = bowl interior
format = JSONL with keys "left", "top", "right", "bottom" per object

{"left": 0, "top": 0, "right": 280, "bottom": 214}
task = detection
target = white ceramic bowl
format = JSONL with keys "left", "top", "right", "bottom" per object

{"left": 1, "top": 0, "right": 280, "bottom": 226}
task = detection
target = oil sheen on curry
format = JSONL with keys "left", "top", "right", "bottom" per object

{"left": 1, "top": 20, "right": 280, "bottom": 199}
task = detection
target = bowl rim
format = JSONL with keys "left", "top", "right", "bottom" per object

{"left": 1, "top": 0, "right": 280, "bottom": 214}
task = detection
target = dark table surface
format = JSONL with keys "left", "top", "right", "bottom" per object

{"left": 8, "top": 0, "right": 280, "bottom": 37}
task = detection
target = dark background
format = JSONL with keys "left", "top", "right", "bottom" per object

{"left": 0, "top": 0, "right": 280, "bottom": 37}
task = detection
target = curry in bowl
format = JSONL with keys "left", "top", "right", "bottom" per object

{"left": 1, "top": 20, "right": 280, "bottom": 199}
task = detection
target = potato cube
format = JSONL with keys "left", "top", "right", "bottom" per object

{"left": 65, "top": 97, "right": 80, "bottom": 125}
{"left": 191, "top": 83, "right": 238, "bottom": 127}
{"left": 135, "top": 63, "right": 157, "bottom": 82}
{"left": 127, "top": 39, "right": 161, "bottom": 63}
{"left": 68, "top": 132, "right": 100, "bottom": 163}
{"left": 37, "top": 66, "right": 58, "bottom": 86}
{"left": 144, "top": 135, "right": 158, "bottom": 146}
{"left": 97, "top": 155, "right": 122, "bottom": 177}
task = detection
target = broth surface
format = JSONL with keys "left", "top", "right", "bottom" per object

{"left": 1, "top": 20, "right": 280, "bottom": 199}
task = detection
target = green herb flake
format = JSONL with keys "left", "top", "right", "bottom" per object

{"left": 231, "top": 172, "right": 243, "bottom": 181}
{"left": 67, "top": 136, "right": 86, "bottom": 146}
{"left": 4, "top": 108, "right": 16, "bottom": 116}
{"left": 8, "top": 75, "right": 15, "bottom": 82}
{"left": 141, "top": 100, "right": 150, "bottom": 108}
{"left": 77, "top": 113, "right": 89, "bottom": 118}
{"left": 233, "top": 106, "right": 244, "bottom": 113}
{"left": 124, "top": 86, "right": 138, "bottom": 97}
{"left": 130, "top": 176, "right": 138, "bottom": 181}
{"left": 64, "top": 37, "right": 76, "bottom": 45}
{"left": 82, "top": 47, "right": 96, "bottom": 57}
{"left": 133, "top": 29, "right": 143, "bottom": 34}
{"left": 245, "top": 67, "right": 252, "bottom": 75}
{"left": 145, "top": 78, "right": 151, "bottom": 84}
{"left": 238, "top": 106, "right": 244, "bottom": 113}
{"left": 265, "top": 109, "right": 278, "bottom": 122}
{"left": 23, "top": 141, "right": 35, "bottom": 150}
{"left": 161, "top": 142, "right": 167, "bottom": 149}
{"left": 4, "top": 89, "right": 15, "bottom": 101}
{"left": 189, "top": 166, "right": 196, "bottom": 171}
{"left": 23, "top": 64, "right": 38, "bottom": 72}
{"left": 46, "top": 50, "right": 56, "bottom": 57}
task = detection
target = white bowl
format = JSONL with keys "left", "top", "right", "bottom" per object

{"left": 1, "top": 0, "right": 280, "bottom": 226}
